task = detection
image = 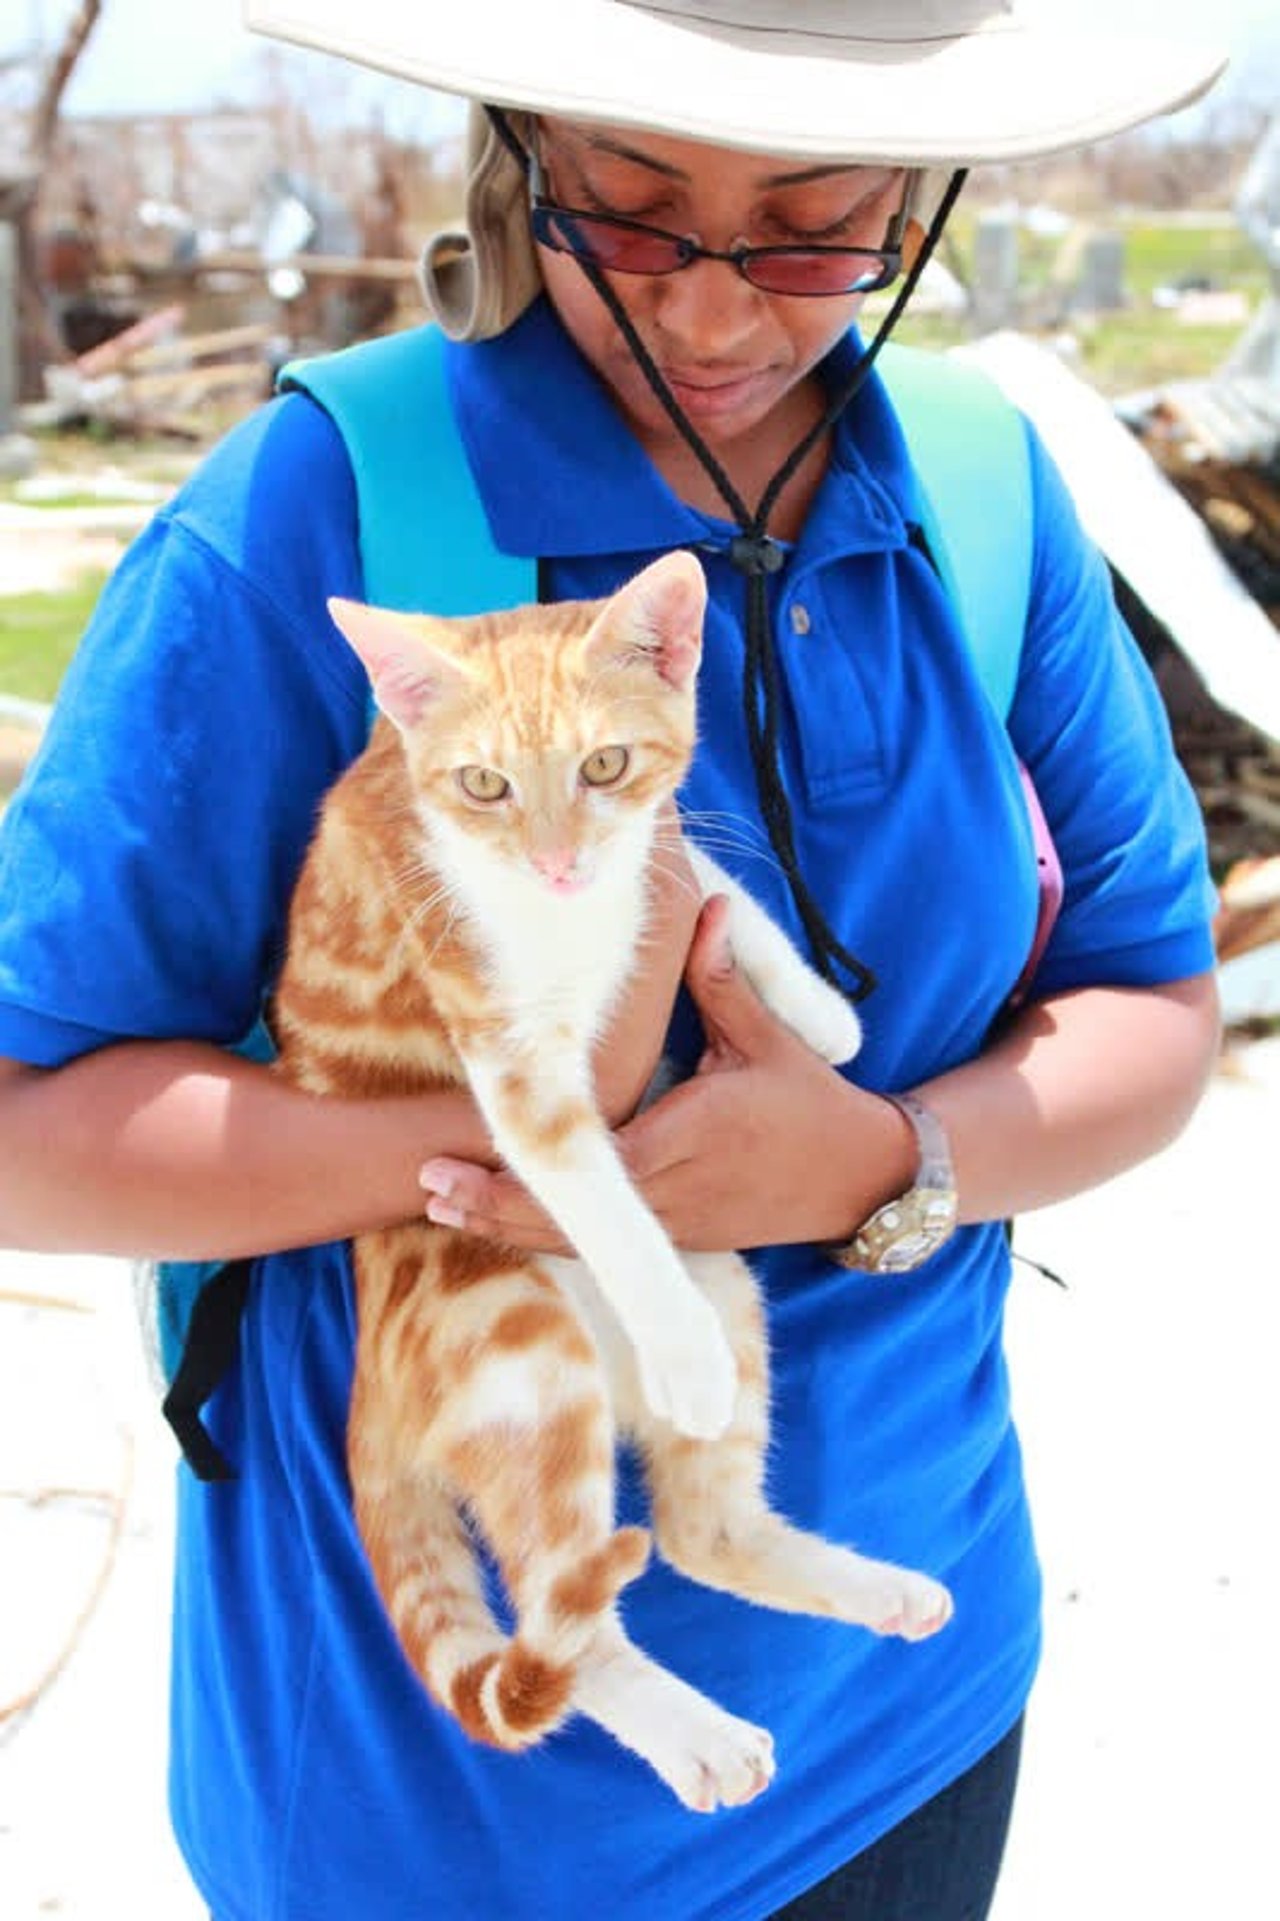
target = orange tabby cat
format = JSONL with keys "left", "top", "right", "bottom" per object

{"left": 271, "top": 552, "right": 952, "bottom": 1812}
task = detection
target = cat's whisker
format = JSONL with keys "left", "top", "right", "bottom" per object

{"left": 421, "top": 901, "right": 465, "bottom": 966}
{"left": 646, "top": 850, "right": 705, "bottom": 911}
{"left": 653, "top": 826, "right": 784, "bottom": 881}
{"left": 394, "top": 872, "right": 458, "bottom": 919}
{"left": 675, "top": 812, "right": 780, "bottom": 867}
{"left": 405, "top": 886, "right": 464, "bottom": 945}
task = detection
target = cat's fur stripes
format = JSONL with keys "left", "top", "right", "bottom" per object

{"left": 272, "top": 554, "right": 951, "bottom": 1806}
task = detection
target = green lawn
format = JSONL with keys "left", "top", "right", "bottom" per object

{"left": 883, "top": 212, "right": 1265, "bottom": 393}
{"left": 0, "top": 574, "right": 107, "bottom": 705}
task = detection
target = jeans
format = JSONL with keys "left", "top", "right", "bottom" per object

{"left": 769, "top": 1716, "right": 1024, "bottom": 1921}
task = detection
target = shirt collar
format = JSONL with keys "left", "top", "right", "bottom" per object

{"left": 445, "top": 296, "right": 917, "bottom": 561}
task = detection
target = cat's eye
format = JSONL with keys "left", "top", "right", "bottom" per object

{"left": 457, "top": 765, "right": 511, "bottom": 803}
{"left": 580, "top": 745, "right": 630, "bottom": 788}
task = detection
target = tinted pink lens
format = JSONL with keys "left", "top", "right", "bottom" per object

{"left": 745, "top": 252, "right": 885, "bottom": 295}
{"left": 547, "top": 212, "right": 683, "bottom": 274}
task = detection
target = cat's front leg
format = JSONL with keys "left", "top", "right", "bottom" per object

{"left": 686, "top": 846, "right": 862, "bottom": 1066}
{"left": 463, "top": 1049, "right": 738, "bottom": 1442}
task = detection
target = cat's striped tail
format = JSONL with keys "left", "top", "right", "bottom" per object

{"left": 370, "top": 1477, "right": 651, "bottom": 1751}
{"left": 448, "top": 1524, "right": 651, "bottom": 1748}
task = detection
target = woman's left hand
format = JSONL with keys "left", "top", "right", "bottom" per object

{"left": 418, "top": 897, "right": 915, "bottom": 1253}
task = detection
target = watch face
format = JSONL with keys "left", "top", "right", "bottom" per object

{"left": 879, "top": 1229, "right": 943, "bottom": 1271}
{"left": 847, "top": 1191, "right": 958, "bottom": 1273}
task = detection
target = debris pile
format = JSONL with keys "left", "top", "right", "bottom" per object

{"left": 29, "top": 306, "right": 274, "bottom": 437}
{"left": 1129, "top": 375, "right": 1280, "bottom": 628}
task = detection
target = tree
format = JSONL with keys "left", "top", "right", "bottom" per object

{"left": 12, "top": 0, "right": 104, "bottom": 398}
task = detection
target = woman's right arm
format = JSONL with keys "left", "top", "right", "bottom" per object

{"left": 0, "top": 828, "right": 697, "bottom": 1261}
{"left": 0, "top": 1045, "right": 493, "bottom": 1260}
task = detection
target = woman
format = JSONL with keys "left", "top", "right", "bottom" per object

{"left": 0, "top": 5, "right": 1225, "bottom": 1917}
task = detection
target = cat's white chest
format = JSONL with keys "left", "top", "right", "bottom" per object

{"left": 427, "top": 814, "right": 653, "bottom": 1049}
{"left": 484, "top": 879, "right": 646, "bottom": 1043}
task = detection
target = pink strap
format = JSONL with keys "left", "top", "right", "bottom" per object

{"left": 1008, "top": 764, "right": 1064, "bottom": 1010}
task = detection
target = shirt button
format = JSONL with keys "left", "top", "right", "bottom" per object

{"left": 790, "top": 603, "right": 812, "bottom": 635}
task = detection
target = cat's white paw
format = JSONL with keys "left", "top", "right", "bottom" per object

{"left": 634, "top": 1286, "right": 738, "bottom": 1441}
{"left": 574, "top": 1635, "right": 776, "bottom": 1813}
{"left": 866, "top": 1568, "right": 954, "bottom": 1642}
{"left": 797, "top": 981, "right": 863, "bottom": 1066}
{"left": 657, "top": 1702, "right": 777, "bottom": 1813}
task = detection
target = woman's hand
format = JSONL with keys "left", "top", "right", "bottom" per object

{"left": 419, "top": 896, "right": 915, "bottom": 1253}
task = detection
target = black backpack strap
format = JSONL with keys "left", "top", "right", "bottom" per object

{"left": 161, "top": 1257, "right": 254, "bottom": 1482}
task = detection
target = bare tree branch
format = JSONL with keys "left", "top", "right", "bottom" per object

{"left": 15, "top": 0, "right": 106, "bottom": 396}
{"left": 29, "top": 0, "right": 104, "bottom": 160}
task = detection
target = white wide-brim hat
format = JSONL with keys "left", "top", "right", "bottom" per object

{"left": 245, "top": 0, "right": 1225, "bottom": 168}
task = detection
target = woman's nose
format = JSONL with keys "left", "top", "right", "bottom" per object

{"left": 650, "top": 255, "right": 761, "bottom": 357}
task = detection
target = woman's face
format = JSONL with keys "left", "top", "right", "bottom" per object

{"left": 533, "top": 118, "right": 907, "bottom": 458}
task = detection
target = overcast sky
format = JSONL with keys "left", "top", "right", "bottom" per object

{"left": 3, "top": 0, "right": 1277, "bottom": 132}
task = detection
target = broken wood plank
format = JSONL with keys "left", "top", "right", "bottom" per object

{"left": 72, "top": 303, "right": 186, "bottom": 377}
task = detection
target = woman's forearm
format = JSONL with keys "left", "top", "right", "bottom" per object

{"left": 917, "top": 973, "right": 1222, "bottom": 1226}
{"left": 0, "top": 1042, "right": 492, "bottom": 1260}
{"left": 0, "top": 842, "right": 696, "bottom": 1262}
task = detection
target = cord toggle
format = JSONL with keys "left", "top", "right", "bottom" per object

{"left": 729, "top": 533, "right": 786, "bottom": 577}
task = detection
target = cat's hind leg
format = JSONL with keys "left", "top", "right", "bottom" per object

{"left": 571, "top": 1615, "right": 775, "bottom": 1812}
{"left": 637, "top": 1251, "right": 953, "bottom": 1641}
{"left": 350, "top": 1229, "right": 648, "bottom": 1751}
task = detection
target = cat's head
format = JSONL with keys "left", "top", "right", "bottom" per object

{"left": 328, "top": 552, "right": 705, "bottom": 896}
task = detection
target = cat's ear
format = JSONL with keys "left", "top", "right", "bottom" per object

{"left": 589, "top": 552, "right": 706, "bottom": 690}
{"left": 327, "top": 598, "right": 464, "bottom": 731}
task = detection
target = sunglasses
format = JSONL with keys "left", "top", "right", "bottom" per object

{"left": 528, "top": 153, "right": 905, "bottom": 299}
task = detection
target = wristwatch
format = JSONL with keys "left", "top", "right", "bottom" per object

{"left": 825, "top": 1092, "right": 958, "bottom": 1274}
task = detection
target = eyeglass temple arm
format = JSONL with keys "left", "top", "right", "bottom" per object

{"left": 881, "top": 170, "right": 924, "bottom": 253}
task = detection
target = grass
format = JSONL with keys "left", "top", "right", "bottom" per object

{"left": 1, "top": 491, "right": 147, "bottom": 513}
{"left": 1116, "top": 219, "right": 1267, "bottom": 300}
{"left": 877, "top": 211, "right": 1266, "bottom": 393}
{"left": 0, "top": 574, "right": 108, "bottom": 705}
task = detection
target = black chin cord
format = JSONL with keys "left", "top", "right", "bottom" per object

{"left": 574, "top": 168, "right": 967, "bottom": 1004}
{"left": 491, "top": 105, "right": 966, "bottom": 1001}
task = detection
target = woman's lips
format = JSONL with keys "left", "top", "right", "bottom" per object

{"left": 660, "top": 365, "right": 772, "bottom": 418}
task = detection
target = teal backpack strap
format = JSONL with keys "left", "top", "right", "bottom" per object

{"left": 878, "top": 342, "right": 1032, "bottom": 721}
{"left": 279, "top": 325, "right": 536, "bottom": 615}
{"left": 879, "top": 344, "right": 1059, "bottom": 1009}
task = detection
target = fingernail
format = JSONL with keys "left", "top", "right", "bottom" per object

{"left": 426, "top": 1198, "right": 467, "bottom": 1229}
{"left": 418, "top": 1161, "right": 453, "bottom": 1197}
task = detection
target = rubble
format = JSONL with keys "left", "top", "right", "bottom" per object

{"left": 1121, "top": 376, "right": 1280, "bottom": 626}
{"left": 22, "top": 306, "right": 275, "bottom": 436}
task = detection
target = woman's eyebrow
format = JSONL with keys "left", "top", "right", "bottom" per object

{"left": 575, "top": 134, "right": 686, "bottom": 179}
{"left": 756, "top": 163, "right": 870, "bottom": 190}
{"left": 574, "top": 135, "right": 872, "bottom": 195}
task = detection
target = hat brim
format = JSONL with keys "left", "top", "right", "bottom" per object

{"left": 246, "top": 1, "right": 1226, "bottom": 165}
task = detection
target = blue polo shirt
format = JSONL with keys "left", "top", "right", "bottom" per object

{"left": 0, "top": 299, "right": 1214, "bottom": 1921}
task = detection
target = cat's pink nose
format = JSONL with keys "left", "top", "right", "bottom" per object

{"left": 532, "top": 848, "right": 587, "bottom": 894}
